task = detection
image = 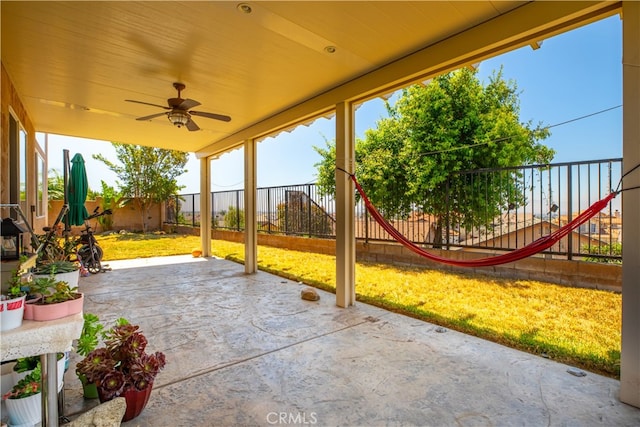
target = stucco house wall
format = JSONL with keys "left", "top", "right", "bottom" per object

{"left": 1, "top": 64, "right": 48, "bottom": 238}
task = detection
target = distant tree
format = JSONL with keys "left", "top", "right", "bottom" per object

{"left": 87, "top": 187, "right": 101, "bottom": 201}
{"left": 93, "top": 181, "right": 125, "bottom": 231}
{"left": 315, "top": 67, "right": 554, "bottom": 245}
{"left": 224, "top": 206, "right": 244, "bottom": 230}
{"left": 93, "top": 144, "right": 188, "bottom": 233}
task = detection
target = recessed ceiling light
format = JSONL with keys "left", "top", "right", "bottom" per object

{"left": 324, "top": 46, "right": 336, "bottom": 54}
{"left": 237, "top": 3, "right": 252, "bottom": 14}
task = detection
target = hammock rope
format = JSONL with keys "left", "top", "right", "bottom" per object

{"left": 347, "top": 173, "right": 618, "bottom": 267}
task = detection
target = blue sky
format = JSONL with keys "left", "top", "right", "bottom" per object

{"left": 46, "top": 15, "right": 622, "bottom": 194}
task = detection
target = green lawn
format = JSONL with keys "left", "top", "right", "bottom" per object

{"left": 98, "top": 233, "right": 621, "bottom": 377}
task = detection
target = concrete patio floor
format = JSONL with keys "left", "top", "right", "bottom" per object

{"left": 62, "top": 255, "right": 640, "bottom": 426}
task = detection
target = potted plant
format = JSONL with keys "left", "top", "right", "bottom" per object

{"left": 32, "top": 259, "right": 80, "bottom": 290}
{"left": 2, "top": 363, "right": 42, "bottom": 426}
{"left": 10, "top": 354, "right": 66, "bottom": 393}
{"left": 10, "top": 356, "right": 39, "bottom": 383}
{"left": 75, "top": 318, "right": 166, "bottom": 421}
{"left": 23, "top": 274, "right": 83, "bottom": 321}
{"left": 1, "top": 259, "right": 29, "bottom": 331}
{"left": 75, "top": 313, "right": 105, "bottom": 398}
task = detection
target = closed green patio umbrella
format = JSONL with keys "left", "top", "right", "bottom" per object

{"left": 68, "top": 153, "right": 89, "bottom": 226}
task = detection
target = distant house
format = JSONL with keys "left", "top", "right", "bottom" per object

{"left": 459, "top": 212, "right": 606, "bottom": 256}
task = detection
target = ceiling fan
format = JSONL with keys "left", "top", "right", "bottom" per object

{"left": 125, "top": 82, "right": 231, "bottom": 131}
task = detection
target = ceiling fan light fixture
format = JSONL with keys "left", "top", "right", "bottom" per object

{"left": 168, "top": 111, "right": 190, "bottom": 128}
{"left": 237, "top": 3, "right": 252, "bottom": 14}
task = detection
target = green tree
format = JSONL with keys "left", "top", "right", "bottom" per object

{"left": 224, "top": 206, "right": 244, "bottom": 230}
{"left": 93, "top": 144, "right": 188, "bottom": 233}
{"left": 315, "top": 67, "right": 554, "bottom": 245}
{"left": 47, "top": 169, "right": 65, "bottom": 200}
{"left": 93, "top": 181, "right": 125, "bottom": 231}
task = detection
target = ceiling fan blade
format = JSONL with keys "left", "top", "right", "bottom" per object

{"left": 179, "top": 98, "right": 201, "bottom": 110}
{"left": 186, "top": 118, "right": 200, "bottom": 131}
{"left": 190, "top": 110, "right": 231, "bottom": 122}
{"left": 136, "top": 112, "right": 167, "bottom": 121}
{"left": 126, "top": 99, "right": 170, "bottom": 110}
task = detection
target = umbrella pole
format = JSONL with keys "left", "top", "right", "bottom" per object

{"left": 63, "top": 149, "right": 70, "bottom": 234}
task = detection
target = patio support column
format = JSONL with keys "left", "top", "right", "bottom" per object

{"left": 620, "top": 1, "right": 640, "bottom": 408}
{"left": 335, "top": 101, "right": 356, "bottom": 307}
{"left": 244, "top": 138, "right": 258, "bottom": 273}
{"left": 200, "top": 157, "right": 211, "bottom": 257}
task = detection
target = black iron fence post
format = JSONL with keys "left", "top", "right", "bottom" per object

{"left": 567, "top": 166, "right": 573, "bottom": 260}
{"left": 445, "top": 178, "right": 450, "bottom": 250}
{"left": 307, "top": 184, "right": 312, "bottom": 236}
{"left": 364, "top": 202, "right": 369, "bottom": 243}
{"left": 191, "top": 194, "right": 196, "bottom": 228}
{"left": 236, "top": 190, "right": 240, "bottom": 231}
{"left": 267, "top": 187, "right": 272, "bottom": 234}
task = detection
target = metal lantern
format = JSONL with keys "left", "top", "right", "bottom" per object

{"left": 1, "top": 217, "right": 28, "bottom": 260}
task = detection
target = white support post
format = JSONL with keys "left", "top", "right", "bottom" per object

{"left": 335, "top": 101, "right": 356, "bottom": 307}
{"left": 200, "top": 157, "right": 211, "bottom": 257}
{"left": 620, "top": 1, "right": 640, "bottom": 408}
{"left": 244, "top": 138, "right": 258, "bottom": 273}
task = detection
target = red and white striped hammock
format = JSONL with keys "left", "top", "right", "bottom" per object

{"left": 349, "top": 174, "right": 618, "bottom": 268}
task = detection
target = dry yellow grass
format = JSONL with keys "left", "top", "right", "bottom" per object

{"left": 98, "top": 234, "right": 621, "bottom": 377}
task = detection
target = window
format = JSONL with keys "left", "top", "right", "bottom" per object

{"left": 19, "top": 128, "right": 27, "bottom": 214}
{"left": 35, "top": 152, "right": 45, "bottom": 217}
{"left": 8, "top": 113, "right": 19, "bottom": 219}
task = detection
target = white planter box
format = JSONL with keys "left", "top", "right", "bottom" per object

{"left": 32, "top": 269, "right": 80, "bottom": 291}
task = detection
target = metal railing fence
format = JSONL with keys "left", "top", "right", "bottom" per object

{"left": 166, "top": 158, "right": 623, "bottom": 262}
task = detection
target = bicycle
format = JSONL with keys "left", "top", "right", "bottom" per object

{"left": 74, "top": 207, "right": 112, "bottom": 274}
{"left": 36, "top": 204, "right": 71, "bottom": 263}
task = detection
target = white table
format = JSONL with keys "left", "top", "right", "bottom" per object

{"left": 1, "top": 313, "right": 83, "bottom": 427}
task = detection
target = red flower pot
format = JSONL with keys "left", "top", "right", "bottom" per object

{"left": 98, "top": 383, "right": 153, "bottom": 422}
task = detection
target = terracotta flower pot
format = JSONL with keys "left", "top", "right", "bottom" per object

{"left": 98, "top": 384, "right": 153, "bottom": 422}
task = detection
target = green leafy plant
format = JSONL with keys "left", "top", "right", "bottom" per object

{"left": 2, "top": 364, "right": 41, "bottom": 400}
{"left": 77, "top": 313, "right": 105, "bottom": 357}
{"left": 35, "top": 229, "right": 72, "bottom": 265}
{"left": 33, "top": 260, "right": 78, "bottom": 275}
{"left": 12, "top": 354, "right": 63, "bottom": 374}
{"left": 47, "top": 169, "right": 65, "bottom": 201}
{"left": 76, "top": 318, "right": 166, "bottom": 400}
{"left": 12, "top": 356, "right": 39, "bottom": 374}
{"left": 3, "top": 255, "right": 29, "bottom": 298}
{"left": 223, "top": 206, "right": 245, "bottom": 229}
{"left": 583, "top": 242, "right": 622, "bottom": 264}
{"left": 30, "top": 274, "right": 77, "bottom": 304}
{"left": 95, "top": 181, "right": 124, "bottom": 231}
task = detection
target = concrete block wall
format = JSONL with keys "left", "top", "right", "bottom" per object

{"left": 48, "top": 199, "right": 163, "bottom": 235}
{"left": 165, "top": 226, "right": 621, "bottom": 292}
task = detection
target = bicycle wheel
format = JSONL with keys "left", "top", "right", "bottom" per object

{"left": 93, "top": 245, "right": 104, "bottom": 262}
{"left": 79, "top": 245, "right": 103, "bottom": 274}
